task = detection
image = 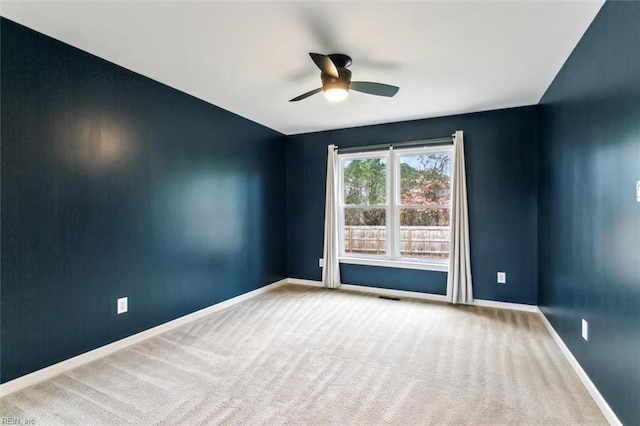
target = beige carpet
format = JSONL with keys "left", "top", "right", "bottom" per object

{"left": 1, "top": 285, "right": 606, "bottom": 425}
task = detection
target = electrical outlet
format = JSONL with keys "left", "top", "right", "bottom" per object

{"left": 319, "top": 258, "right": 324, "bottom": 268}
{"left": 582, "top": 319, "right": 589, "bottom": 341}
{"left": 497, "top": 272, "right": 506, "bottom": 284}
{"left": 636, "top": 181, "right": 640, "bottom": 203}
{"left": 117, "top": 297, "right": 128, "bottom": 314}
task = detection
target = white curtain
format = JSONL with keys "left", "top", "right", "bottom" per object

{"left": 447, "top": 131, "right": 473, "bottom": 304}
{"left": 322, "top": 144, "right": 342, "bottom": 289}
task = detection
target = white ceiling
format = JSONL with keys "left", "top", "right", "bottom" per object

{"left": 2, "top": 1, "right": 604, "bottom": 135}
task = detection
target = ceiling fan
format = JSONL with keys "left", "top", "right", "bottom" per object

{"left": 289, "top": 53, "right": 399, "bottom": 102}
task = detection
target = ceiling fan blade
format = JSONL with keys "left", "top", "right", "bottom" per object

{"left": 289, "top": 87, "right": 323, "bottom": 102}
{"left": 350, "top": 81, "right": 399, "bottom": 97}
{"left": 309, "top": 53, "right": 339, "bottom": 79}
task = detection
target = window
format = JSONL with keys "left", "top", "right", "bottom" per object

{"left": 338, "top": 144, "right": 453, "bottom": 271}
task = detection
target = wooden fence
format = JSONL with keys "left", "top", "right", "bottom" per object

{"left": 344, "top": 226, "right": 450, "bottom": 258}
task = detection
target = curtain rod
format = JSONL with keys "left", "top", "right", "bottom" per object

{"left": 336, "top": 136, "right": 454, "bottom": 154}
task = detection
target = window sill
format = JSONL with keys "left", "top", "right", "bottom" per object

{"left": 339, "top": 256, "right": 449, "bottom": 272}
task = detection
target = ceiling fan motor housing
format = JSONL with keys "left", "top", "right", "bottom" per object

{"left": 322, "top": 68, "right": 352, "bottom": 93}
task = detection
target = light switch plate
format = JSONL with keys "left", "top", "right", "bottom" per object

{"left": 636, "top": 181, "right": 640, "bottom": 203}
{"left": 582, "top": 319, "right": 588, "bottom": 341}
{"left": 497, "top": 272, "right": 506, "bottom": 284}
{"left": 319, "top": 258, "right": 324, "bottom": 268}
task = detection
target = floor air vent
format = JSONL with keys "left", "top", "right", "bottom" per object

{"left": 378, "top": 295, "right": 401, "bottom": 301}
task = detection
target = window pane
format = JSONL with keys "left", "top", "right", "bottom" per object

{"left": 344, "top": 208, "right": 386, "bottom": 255}
{"left": 400, "top": 154, "right": 451, "bottom": 205}
{"left": 343, "top": 158, "right": 386, "bottom": 205}
{"left": 400, "top": 208, "right": 449, "bottom": 259}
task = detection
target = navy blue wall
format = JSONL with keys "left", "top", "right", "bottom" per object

{"left": 287, "top": 106, "right": 539, "bottom": 304}
{"left": 538, "top": 2, "right": 640, "bottom": 424}
{"left": 1, "top": 18, "right": 287, "bottom": 383}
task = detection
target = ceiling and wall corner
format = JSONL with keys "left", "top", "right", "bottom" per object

{"left": 1, "top": 1, "right": 604, "bottom": 135}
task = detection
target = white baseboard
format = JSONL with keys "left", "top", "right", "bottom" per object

{"left": 536, "top": 308, "right": 621, "bottom": 426}
{"left": 0, "top": 278, "right": 289, "bottom": 398}
{"left": 287, "top": 278, "right": 448, "bottom": 302}
{"left": 470, "top": 298, "right": 538, "bottom": 313}
{"left": 287, "top": 278, "right": 325, "bottom": 288}
{"left": 286, "top": 278, "right": 538, "bottom": 311}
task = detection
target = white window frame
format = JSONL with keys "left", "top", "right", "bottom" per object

{"left": 338, "top": 144, "right": 454, "bottom": 272}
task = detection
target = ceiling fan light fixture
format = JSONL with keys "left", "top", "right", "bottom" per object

{"left": 289, "top": 53, "right": 398, "bottom": 103}
{"left": 322, "top": 67, "right": 350, "bottom": 102}
{"left": 323, "top": 87, "right": 349, "bottom": 102}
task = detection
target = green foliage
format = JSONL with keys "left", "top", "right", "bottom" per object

{"left": 342, "top": 154, "right": 451, "bottom": 227}
{"left": 343, "top": 159, "right": 386, "bottom": 205}
{"left": 343, "top": 159, "right": 386, "bottom": 226}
